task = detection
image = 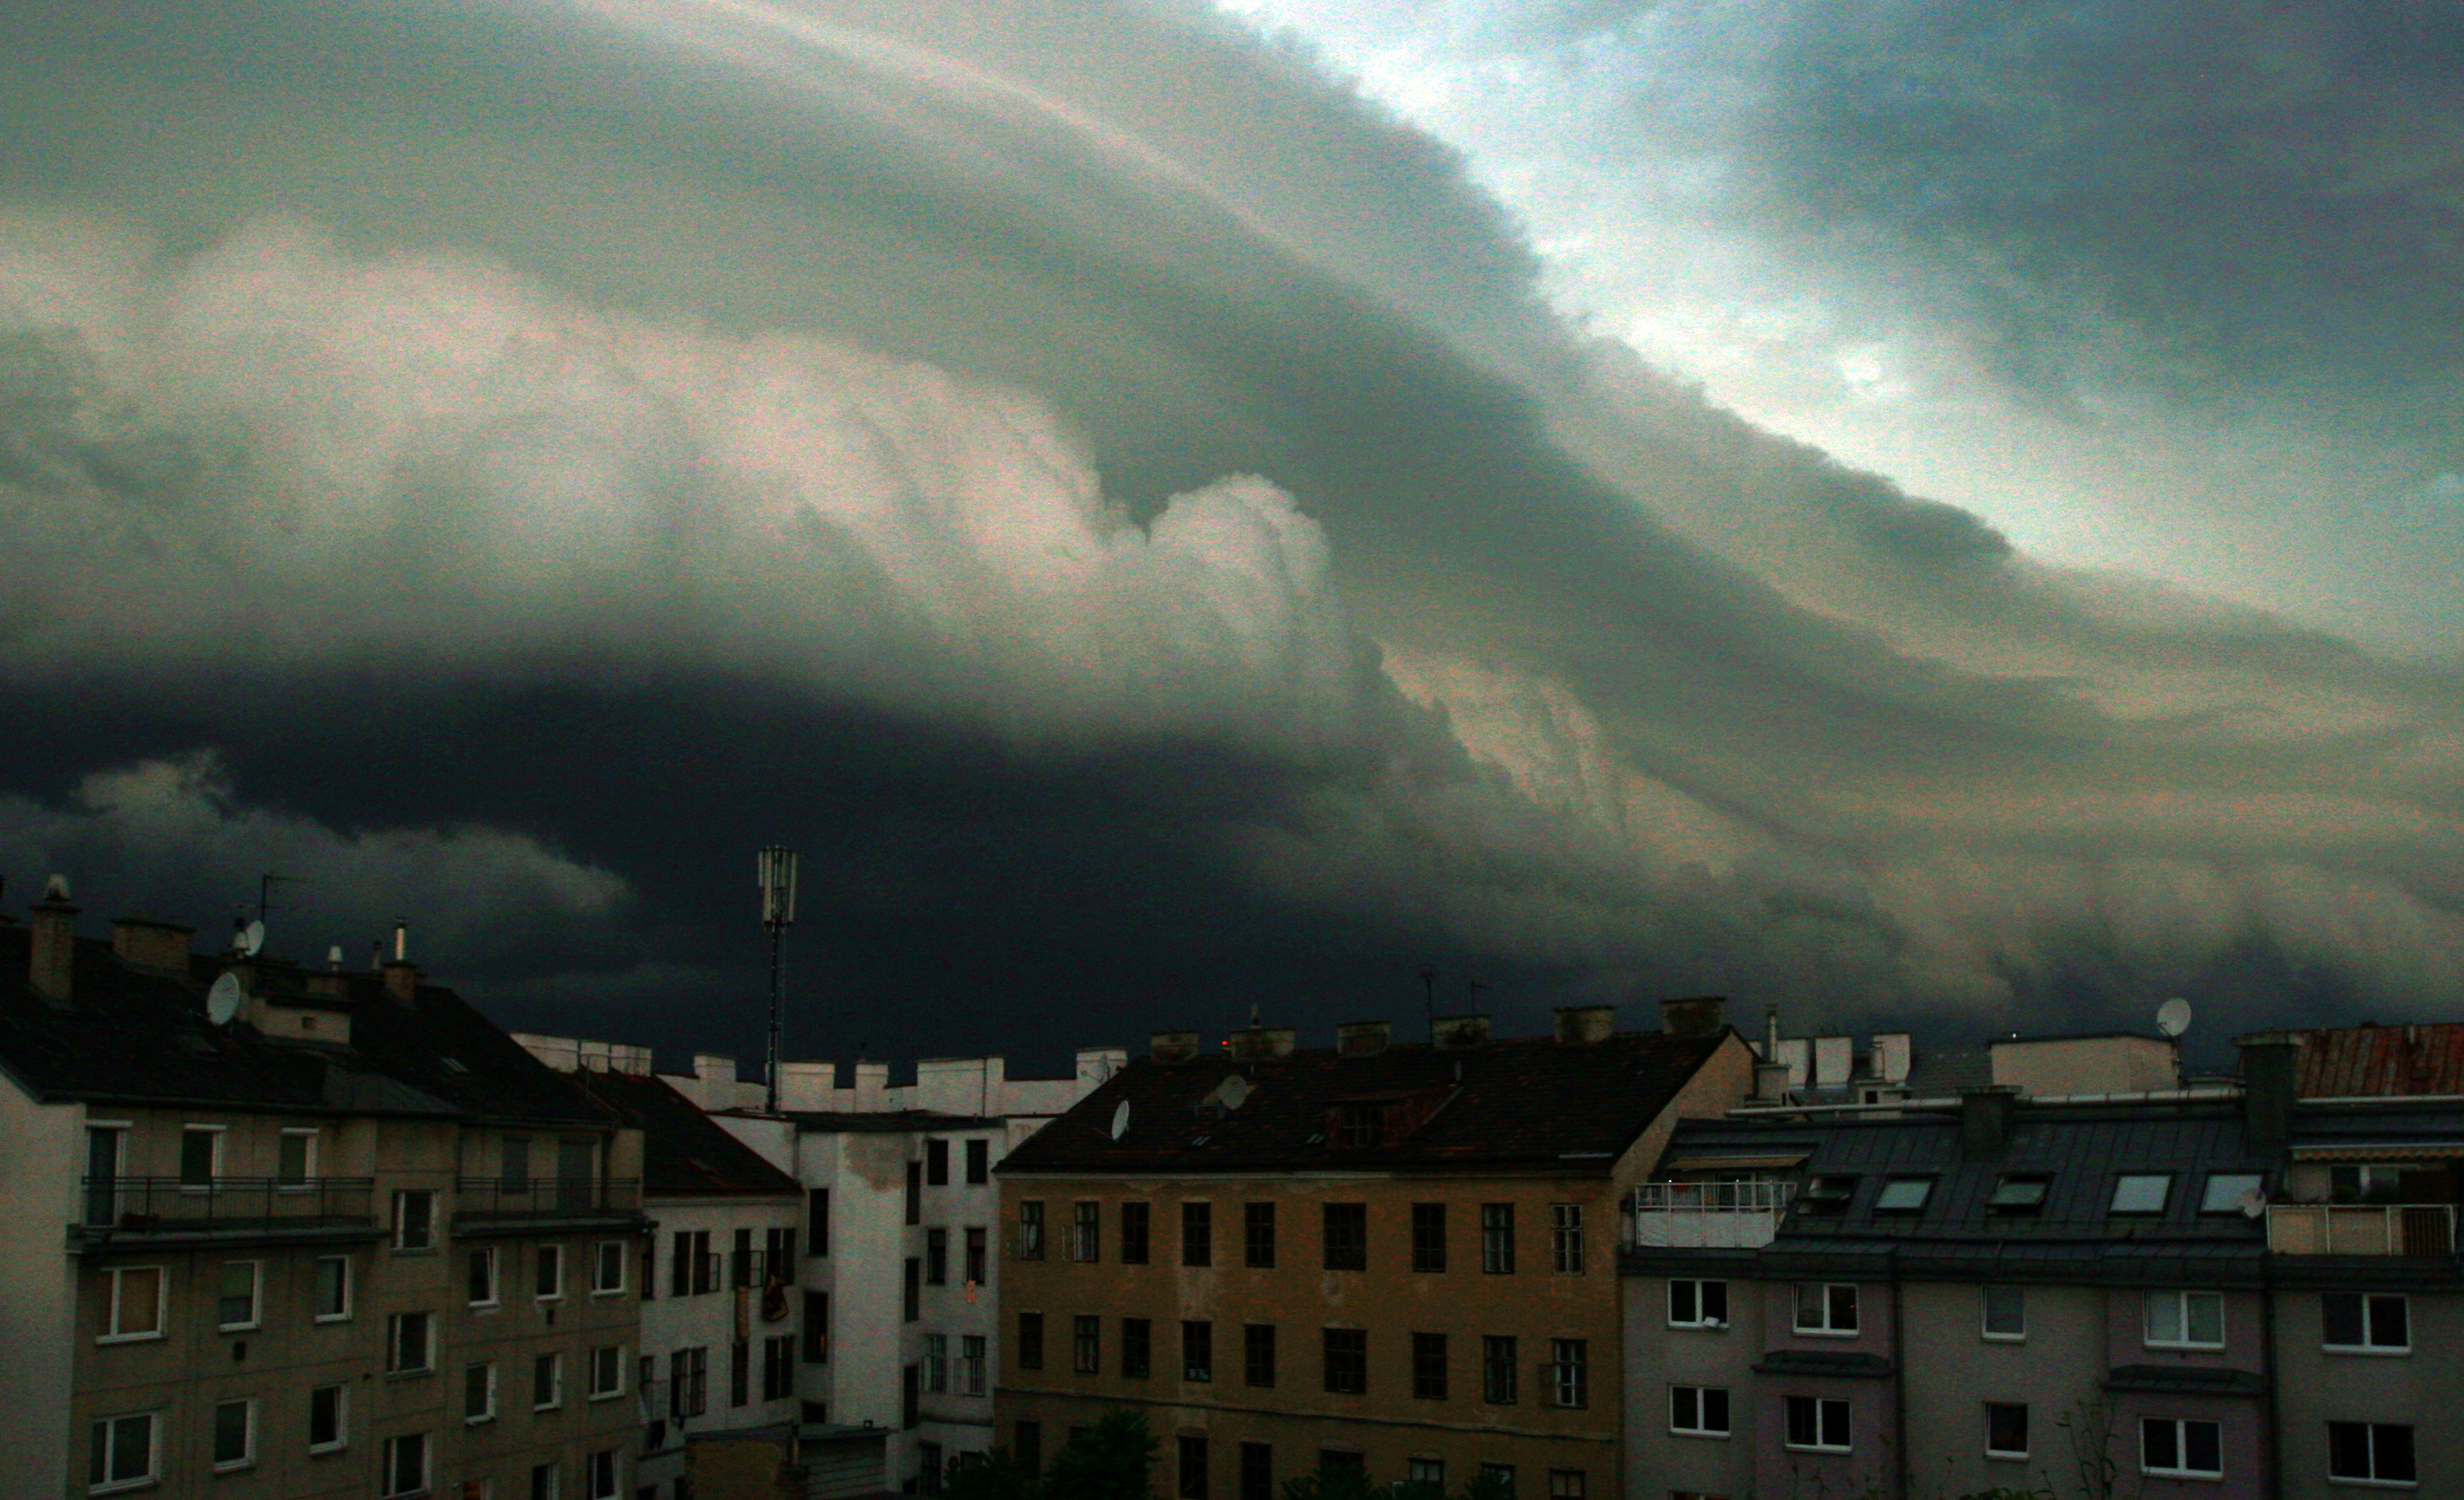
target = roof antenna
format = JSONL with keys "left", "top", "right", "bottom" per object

{"left": 1418, "top": 964, "right": 1437, "bottom": 1042}
{"left": 758, "top": 846, "right": 799, "bottom": 1116}
{"left": 1247, "top": 1003, "right": 1261, "bottom": 1029}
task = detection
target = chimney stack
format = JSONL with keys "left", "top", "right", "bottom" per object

{"left": 1431, "top": 1013, "right": 1489, "bottom": 1050}
{"left": 1150, "top": 1030, "right": 1202, "bottom": 1064}
{"left": 1959, "top": 1086, "right": 2018, "bottom": 1160}
{"left": 29, "top": 876, "right": 79, "bottom": 1007}
{"left": 1335, "top": 1020, "right": 1392, "bottom": 1057}
{"left": 2238, "top": 1033, "right": 2300, "bottom": 1155}
{"left": 382, "top": 959, "right": 420, "bottom": 1005}
{"left": 1554, "top": 1005, "right": 1617, "bottom": 1044}
{"left": 1659, "top": 995, "right": 1727, "bottom": 1039}
{"left": 1228, "top": 1026, "right": 1297, "bottom": 1060}
{"left": 1753, "top": 1060, "right": 1794, "bottom": 1102}
{"left": 111, "top": 916, "right": 194, "bottom": 972}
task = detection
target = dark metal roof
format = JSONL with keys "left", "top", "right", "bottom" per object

{"left": 0, "top": 925, "right": 612, "bottom": 1128}
{"left": 572, "top": 1071, "right": 800, "bottom": 1198}
{"left": 999, "top": 1029, "right": 1738, "bottom": 1176}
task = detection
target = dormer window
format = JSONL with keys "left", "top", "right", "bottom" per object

{"left": 1874, "top": 1178, "right": 1932, "bottom": 1214}
{"left": 1798, "top": 1176, "right": 1858, "bottom": 1216}
{"left": 1988, "top": 1175, "right": 2051, "bottom": 1214}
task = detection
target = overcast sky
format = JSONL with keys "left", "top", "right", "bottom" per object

{"left": 1, "top": 0, "right": 2456, "bottom": 1073}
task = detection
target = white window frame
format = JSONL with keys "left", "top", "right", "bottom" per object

{"left": 1784, "top": 1395, "right": 1853, "bottom": 1454}
{"left": 1668, "top": 1384, "right": 1731, "bottom": 1438}
{"left": 2322, "top": 1291, "right": 2411, "bottom": 1355}
{"left": 466, "top": 1361, "right": 499, "bottom": 1425}
{"left": 536, "top": 1243, "right": 565, "bottom": 1303}
{"left": 2144, "top": 1289, "right": 2226, "bottom": 1351}
{"left": 1981, "top": 1284, "right": 2026, "bottom": 1342}
{"left": 391, "top": 1190, "right": 436, "bottom": 1252}
{"left": 585, "top": 1449, "right": 620, "bottom": 1500}
{"left": 2140, "top": 1416, "right": 2224, "bottom": 1479}
{"left": 380, "top": 1432, "right": 430, "bottom": 1500}
{"left": 179, "top": 1124, "right": 226, "bottom": 1190}
{"left": 591, "top": 1239, "right": 626, "bottom": 1296}
{"left": 209, "top": 1397, "right": 257, "bottom": 1472}
{"left": 387, "top": 1310, "right": 434, "bottom": 1375}
{"left": 100, "top": 1265, "right": 168, "bottom": 1344}
{"left": 923, "top": 1333, "right": 949, "bottom": 1393}
{"left": 1794, "top": 1281, "right": 1860, "bottom": 1336}
{"left": 2326, "top": 1421, "right": 2418, "bottom": 1487}
{"left": 87, "top": 1411, "right": 159, "bottom": 1495}
{"left": 82, "top": 1123, "right": 129, "bottom": 1227}
{"left": 313, "top": 1254, "right": 353, "bottom": 1323}
{"left": 308, "top": 1383, "right": 348, "bottom": 1453}
{"left": 1668, "top": 1277, "right": 1729, "bottom": 1329}
{"left": 216, "top": 1259, "right": 264, "bottom": 1332}
{"left": 277, "top": 1128, "right": 320, "bottom": 1190}
{"left": 1984, "top": 1402, "right": 2030, "bottom": 1460}
{"left": 1550, "top": 1204, "right": 1584, "bottom": 1274}
{"left": 589, "top": 1344, "right": 625, "bottom": 1401}
{"left": 534, "top": 1351, "right": 565, "bottom": 1411}
{"left": 468, "top": 1246, "right": 501, "bottom": 1309}
{"left": 530, "top": 1463, "right": 562, "bottom": 1500}
{"left": 961, "top": 1333, "right": 988, "bottom": 1397}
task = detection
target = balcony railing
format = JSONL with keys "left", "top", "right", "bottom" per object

{"left": 2267, "top": 1203, "right": 2456, "bottom": 1256}
{"left": 80, "top": 1176, "right": 375, "bottom": 1235}
{"left": 454, "top": 1176, "right": 642, "bottom": 1221}
{"left": 1627, "top": 1180, "right": 1798, "bottom": 1249}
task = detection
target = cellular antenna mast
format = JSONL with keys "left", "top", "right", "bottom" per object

{"left": 757, "top": 846, "right": 799, "bottom": 1116}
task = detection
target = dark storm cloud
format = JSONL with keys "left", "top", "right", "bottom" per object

{"left": 0, "top": 0, "right": 2457, "bottom": 1063}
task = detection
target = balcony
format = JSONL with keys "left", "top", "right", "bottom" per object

{"left": 78, "top": 1176, "right": 375, "bottom": 1239}
{"left": 2267, "top": 1203, "right": 2456, "bottom": 1256}
{"left": 454, "top": 1175, "right": 642, "bottom": 1225}
{"left": 1626, "top": 1180, "right": 1798, "bottom": 1249}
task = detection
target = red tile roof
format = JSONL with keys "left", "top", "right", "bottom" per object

{"left": 2277, "top": 1023, "right": 2464, "bottom": 1097}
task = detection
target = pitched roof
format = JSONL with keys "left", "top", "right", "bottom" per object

{"left": 569, "top": 1071, "right": 800, "bottom": 1198}
{"left": 999, "top": 1029, "right": 1738, "bottom": 1176}
{"left": 2273, "top": 1023, "right": 2464, "bottom": 1097}
{"left": 0, "top": 923, "right": 611, "bottom": 1127}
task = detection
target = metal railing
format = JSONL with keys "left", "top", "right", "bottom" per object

{"left": 454, "top": 1176, "right": 642, "bottom": 1221}
{"left": 2268, "top": 1203, "right": 2456, "bottom": 1256}
{"left": 79, "top": 1176, "right": 375, "bottom": 1233}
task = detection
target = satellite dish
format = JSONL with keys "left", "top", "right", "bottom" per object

{"left": 242, "top": 920, "right": 265, "bottom": 957}
{"left": 1109, "top": 1100, "right": 1131, "bottom": 1141}
{"left": 2238, "top": 1186, "right": 2268, "bottom": 1219}
{"left": 42, "top": 873, "right": 71, "bottom": 901}
{"left": 206, "top": 973, "right": 244, "bottom": 1027}
{"left": 2156, "top": 998, "right": 2193, "bottom": 1039}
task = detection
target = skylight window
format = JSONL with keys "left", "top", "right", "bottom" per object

{"left": 2110, "top": 1174, "right": 2172, "bottom": 1215}
{"left": 1988, "top": 1175, "right": 2050, "bottom": 1214}
{"left": 1798, "top": 1176, "right": 1859, "bottom": 1216}
{"left": 2200, "top": 1173, "right": 2265, "bottom": 1214}
{"left": 1874, "top": 1178, "right": 1933, "bottom": 1214}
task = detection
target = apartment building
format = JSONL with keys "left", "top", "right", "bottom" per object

{"left": 699, "top": 1048, "right": 1125, "bottom": 1495}
{"left": 0, "top": 886, "right": 647, "bottom": 1500}
{"left": 513, "top": 1036, "right": 807, "bottom": 1500}
{"left": 994, "top": 1002, "right": 1758, "bottom": 1500}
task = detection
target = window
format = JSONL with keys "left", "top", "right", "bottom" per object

{"left": 1016, "top": 1421, "right": 1042, "bottom": 1474}
{"left": 1874, "top": 1178, "right": 1933, "bottom": 1214}
{"left": 2200, "top": 1172, "right": 2266, "bottom": 1214}
{"left": 966, "top": 1138, "right": 990, "bottom": 1184}
{"left": 2328, "top": 1422, "right": 2417, "bottom": 1485}
{"left": 1123, "top": 1317, "right": 1153, "bottom": 1379}
{"left": 382, "top": 1433, "right": 429, "bottom": 1499}
{"left": 1477, "top": 1464, "right": 1514, "bottom": 1496}
{"left": 585, "top": 1449, "right": 621, "bottom": 1500}
{"left": 803, "top": 1289, "right": 831, "bottom": 1364}
{"left": 1798, "top": 1176, "right": 1857, "bottom": 1215}
{"left": 1955, "top": 1284, "right": 2020, "bottom": 1343}
{"left": 924, "top": 1334, "right": 949, "bottom": 1393}
{"left": 502, "top": 1134, "right": 533, "bottom": 1190}
{"left": 1794, "top": 1282, "right": 1860, "bottom": 1335}
{"left": 180, "top": 1125, "right": 222, "bottom": 1186}
{"left": 1411, "top": 1333, "right": 1447, "bottom": 1400}
{"left": 210, "top": 1398, "right": 255, "bottom": 1470}
{"left": 1480, "top": 1204, "right": 1515, "bottom": 1273}
{"left": 278, "top": 1129, "right": 317, "bottom": 1187}
{"left": 313, "top": 1254, "right": 352, "bottom": 1321}
{"left": 928, "top": 1138, "right": 950, "bottom": 1186}
{"left": 593, "top": 1240, "right": 626, "bottom": 1295}
{"left": 928, "top": 1227, "right": 950, "bottom": 1284}
{"left": 1322, "top": 1328, "right": 1367, "bottom": 1394}
{"left": 2322, "top": 1291, "right": 2410, "bottom": 1352}
{"left": 1071, "top": 1202, "right": 1101, "bottom": 1263}
{"left": 919, "top": 1442, "right": 944, "bottom": 1498}
{"left": 810, "top": 1187, "right": 831, "bottom": 1254}
{"left": 466, "top": 1362, "right": 498, "bottom": 1422}
{"left": 1482, "top": 1335, "right": 1517, "bottom": 1404}
{"left": 1551, "top": 1204, "right": 1584, "bottom": 1273}
{"left": 1668, "top": 1278, "right": 1729, "bottom": 1328}
{"left": 730, "top": 1338, "right": 751, "bottom": 1407}
{"left": 1074, "top": 1315, "right": 1101, "bottom": 1374}
{"left": 1244, "top": 1323, "right": 1276, "bottom": 1387}
{"left": 591, "top": 1344, "right": 625, "bottom": 1400}
{"left": 966, "top": 1227, "right": 988, "bottom": 1284}
{"left": 537, "top": 1243, "right": 565, "bottom": 1301}
{"left": 387, "top": 1311, "right": 433, "bottom": 1373}
{"left": 1785, "top": 1397, "right": 1851, "bottom": 1453}
{"left": 534, "top": 1351, "right": 565, "bottom": 1410}
{"left": 961, "top": 1334, "right": 987, "bottom": 1396}
{"left": 1987, "top": 1175, "right": 2050, "bottom": 1214}
{"left": 2140, "top": 1418, "right": 2222, "bottom": 1478}
{"left": 2144, "top": 1290, "right": 2224, "bottom": 1349}
{"left": 1986, "top": 1403, "right": 2029, "bottom": 1459}
{"left": 468, "top": 1246, "right": 500, "bottom": 1307}
{"left": 1549, "top": 1339, "right": 1587, "bottom": 1409}
{"left": 2110, "top": 1174, "right": 2173, "bottom": 1215}
{"left": 1183, "top": 1201, "right": 1213, "bottom": 1267}
{"left": 1323, "top": 1204, "right": 1367, "bottom": 1270}
{"left": 392, "top": 1190, "right": 436, "bottom": 1250}
{"left": 1017, "top": 1310, "right": 1045, "bottom": 1370}
{"left": 1245, "top": 1203, "right": 1276, "bottom": 1267}
{"left": 904, "top": 1258, "right": 921, "bottom": 1321}
{"left": 907, "top": 1162, "right": 922, "bottom": 1225}
{"left": 216, "top": 1260, "right": 261, "bottom": 1330}
{"left": 1412, "top": 1203, "right": 1446, "bottom": 1272}
{"left": 903, "top": 1364, "right": 920, "bottom": 1429}
{"left": 1184, "top": 1320, "right": 1214, "bottom": 1382}
{"left": 1017, "top": 1200, "right": 1045, "bottom": 1260}
{"left": 101, "top": 1265, "right": 165, "bottom": 1342}
{"left": 1409, "top": 1459, "right": 1445, "bottom": 1490}
{"left": 309, "top": 1384, "right": 347, "bottom": 1451}
{"left": 765, "top": 1334, "right": 796, "bottom": 1399}
{"left": 1335, "top": 1102, "right": 1384, "bottom": 1147}
{"left": 1669, "top": 1386, "right": 1730, "bottom": 1436}
{"left": 1178, "top": 1436, "right": 1209, "bottom": 1500}
{"left": 1119, "top": 1204, "right": 1150, "bottom": 1265}
{"left": 83, "top": 1124, "right": 125, "bottom": 1226}
{"left": 1241, "top": 1443, "right": 1273, "bottom": 1500}
{"left": 531, "top": 1463, "right": 559, "bottom": 1500}
{"left": 88, "top": 1412, "right": 156, "bottom": 1493}
{"left": 2331, "top": 1165, "right": 2406, "bottom": 1204}
{"left": 1547, "top": 1472, "right": 1584, "bottom": 1500}
{"left": 670, "top": 1348, "right": 709, "bottom": 1418}
{"left": 670, "top": 1229, "right": 713, "bottom": 1296}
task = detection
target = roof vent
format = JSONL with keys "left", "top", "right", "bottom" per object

{"left": 1335, "top": 1020, "right": 1391, "bottom": 1057}
{"left": 1431, "top": 1013, "right": 1489, "bottom": 1050}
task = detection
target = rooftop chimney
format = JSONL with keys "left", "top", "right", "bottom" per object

{"left": 1228, "top": 1025, "right": 1297, "bottom": 1060}
{"left": 1150, "top": 1030, "right": 1202, "bottom": 1064}
{"left": 1659, "top": 994, "right": 1727, "bottom": 1039}
{"left": 381, "top": 959, "right": 419, "bottom": 1005}
{"left": 29, "top": 877, "right": 79, "bottom": 1007}
{"left": 1335, "top": 1020, "right": 1392, "bottom": 1057}
{"left": 1430, "top": 1013, "right": 1489, "bottom": 1050}
{"left": 111, "top": 916, "right": 194, "bottom": 972}
{"left": 1753, "top": 1059, "right": 1794, "bottom": 1102}
{"left": 2238, "top": 1033, "right": 2299, "bottom": 1155}
{"left": 1554, "top": 1005, "right": 1616, "bottom": 1045}
{"left": 1959, "top": 1086, "right": 2018, "bottom": 1160}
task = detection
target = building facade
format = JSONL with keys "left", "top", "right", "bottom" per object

{"left": 995, "top": 1004, "right": 1758, "bottom": 1500}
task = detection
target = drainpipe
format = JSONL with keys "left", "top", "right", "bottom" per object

{"left": 1890, "top": 1244, "right": 1909, "bottom": 1500}
{"left": 2260, "top": 1257, "right": 2282, "bottom": 1500}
